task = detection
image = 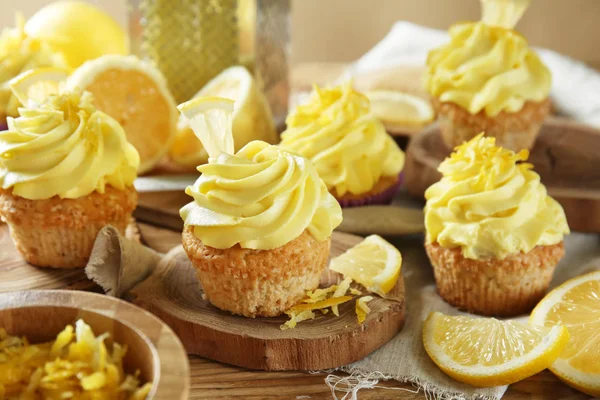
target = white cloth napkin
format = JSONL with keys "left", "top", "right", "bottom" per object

{"left": 343, "top": 21, "right": 600, "bottom": 127}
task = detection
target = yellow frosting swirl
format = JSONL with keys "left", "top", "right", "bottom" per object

{"left": 0, "top": 16, "right": 68, "bottom": 118}
{"left": 424, "top": 134, "right": 569, "bottom": 260}
{"left": 425, "top": 22, "right": 551, "bottom": 117}
{"left": 0, "top": 91, "right": 139, "bottom": 200}
{"left": 280, "top": 82, "right": 405, "bottom": 197}
{"left": 180, "top": 140, "right": 342, "bottom": 250}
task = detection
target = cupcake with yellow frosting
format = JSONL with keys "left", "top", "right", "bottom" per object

{"left": 178, "top": 97, "right": 342, "bottom": 318}
{"left": 424, "top": 134, "right": 569, "bottom": 316}
{"left": 0, "top": 15, "right": 68, "bottom": 129}
{"left": 0, "top": 89, "right": 139, "bottom": 268}
{"left": 425, "top": 0, "right": 551, "bottom": 151}
{"left": 280, "top": 82, "right": 405, "bottom": 207}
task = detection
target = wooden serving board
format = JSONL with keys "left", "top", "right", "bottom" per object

{"left": 404, "top": 117, "right": 600, "bottom": 232}
{"left": 0, "top": 223, "right": 406, "bottom": 372}
{"left": 129, "top": 231, "right": 406, "bottom": 371}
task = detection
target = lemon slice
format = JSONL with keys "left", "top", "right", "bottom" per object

{"left": 169, "top": 66, "right": 278, "bottom": 167}
{"left": 423, "top": 311, "right": 570, "bottom": 387}
{"left": 66, "top": 55, "right": 177, "bottom": 174}
{"left": 177, "top": 97, "right": 235, "bottom": 158}
{"left": 530, "top": 270, "right": 600, "bottom": 396}
{"left": 365, "top": 90, "right": 434, "bottom": 131}
{"left": 481, "top": 0, "right": 532, "bottom": 29}
{"left": 8, "top": 67, "right": 69, "bottom": 106}
{"left": 329, "top": 235, "right": 402, "bottom": 296}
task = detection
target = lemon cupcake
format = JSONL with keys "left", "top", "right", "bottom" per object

{"left": 0, "top": 90, "right": 139, "bottom": 268}
{"left": 178, "top": 98, "right": 342, "bottom": 318}
{"left": 424, "top": 134, "right": 569, "bottom": 316}
{"left": 425, "top": 0, "right": 551, "bottom": 151}
{"left": 280, "top": 82, "right": 405, "bottom": 207}
{"left": 0, "top": 15, "right": 68, "bottom": 129}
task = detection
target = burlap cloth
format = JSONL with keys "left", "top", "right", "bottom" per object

{"left": 86, "top": 222, "right": 600, "bottom": 400}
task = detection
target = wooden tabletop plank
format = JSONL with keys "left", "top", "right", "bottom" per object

{"left": 0, "top": 220, "right": 591, "bottom": 399}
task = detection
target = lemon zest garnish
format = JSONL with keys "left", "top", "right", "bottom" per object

{"left": 356, "top": 296, "right": 374, "bottom": 324}
{"left": 288, "top": 296, "right": 352, "bottom": 314}
{"left": 281, "top": 310, "right": 315, "bottom": 330}
{"left": 332, "top": 277, "right": 353, "bottom": 316}
{"left": 439, "top": 133, "right": 532, "bottom": 191}
{"left": 304, "top": 285, "right": 339, "bottom": 303}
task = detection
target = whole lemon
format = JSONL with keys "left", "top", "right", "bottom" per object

{"left": 25, "top": 1, "right": 127, "bottom": 68}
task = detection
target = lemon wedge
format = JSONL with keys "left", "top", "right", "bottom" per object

{"left": 423, "top": 311, "right": 570, "bottom": 387}
{"left": 177, "top": 97, "right": 235, "bottom": 158}
{"left": 329, "top": 235, "right": 402, "bottom": 296}
{"left": 530, "top": 270, "right": 600, "bottom": 396}
{"left": 67, "top": 55, "right": 177, "bottom": 174}
{"left": 365, "top": 90, "right": 434, "bottom": 131}
{"left": 8, "top": 67, "right": 69, "bottom": 106}
{"left": 169, "top": 66, "right": 278, "bottom": 168}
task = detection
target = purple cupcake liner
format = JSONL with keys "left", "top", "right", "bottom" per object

{"left": 337, "top": 172, "right": 404, "bottom": 208}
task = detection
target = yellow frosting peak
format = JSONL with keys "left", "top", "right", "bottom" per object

{"left": 425, "top": 21, "right": 551, "bottom": 117}
{"left": 0, "top": 15, "right": 68, "bottom": 118}
{"left": 180, "top": 140, "right": 342, "bottom": 250}
{"left": 425, "top": 133, "right": 569, "bottom": 259}
{"left": 280, "top": 82, "right": 405, "bottom": 197}
{"left": 0, "top": 90, "right": 139, "bottom": 200}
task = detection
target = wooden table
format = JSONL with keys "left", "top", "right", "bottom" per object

{"left": 0, "top": 193, "right": 592, "bottom": 400}
{"left": 0, "top": 63, "right": 594, "bottom": 399}
{"left": 135, "top": 191, "right": 590, "bottom": 400}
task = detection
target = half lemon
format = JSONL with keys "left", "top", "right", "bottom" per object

{"left": 67, "top": 55, "right": 177, "bottom": 174}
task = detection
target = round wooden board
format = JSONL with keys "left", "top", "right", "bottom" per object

{"left": 404, "top": 117, "right": 600, "bottom": 233}
{"left": 130, "top": 231, "right": 406, "bottom": 371}
{"left": 0, "top": 290, "right": 190, "bottom": 400}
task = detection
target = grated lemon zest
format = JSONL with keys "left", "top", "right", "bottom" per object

{"left": 304, "top": 285, "right": 338, "bottom": 303}
{"left": 356, "top": 296, "right": 374, "bottom": 324}
{"left": 332, "top": 277, "right": 353, "bottom": 316}
{"left": 0, "top": 320, "right": 151, "bottom": 399}
{"left": 281, "top": 310, "right": 315, "bottom": 330}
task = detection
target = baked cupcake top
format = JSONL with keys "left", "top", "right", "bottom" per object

{"left": 0, "top": 90, "right": 139, "bottom": 200}
{"left": 425, "top": 0, "right": 550, "bottom": 117}
{"left": 424, "top": 134, "right": 569, "bottom": 260}
{"left": 0, "top": 16, "right": 68, "bottom": 118}
{"left": 280, "top": 82, "right": 405, "bottom": 197}
{"left": 180, "top": 140, "right": 342, "bottom": 250}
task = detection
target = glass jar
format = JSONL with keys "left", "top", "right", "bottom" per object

{"left": 127, "top": 0, "right": 290, "bottom": 127}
